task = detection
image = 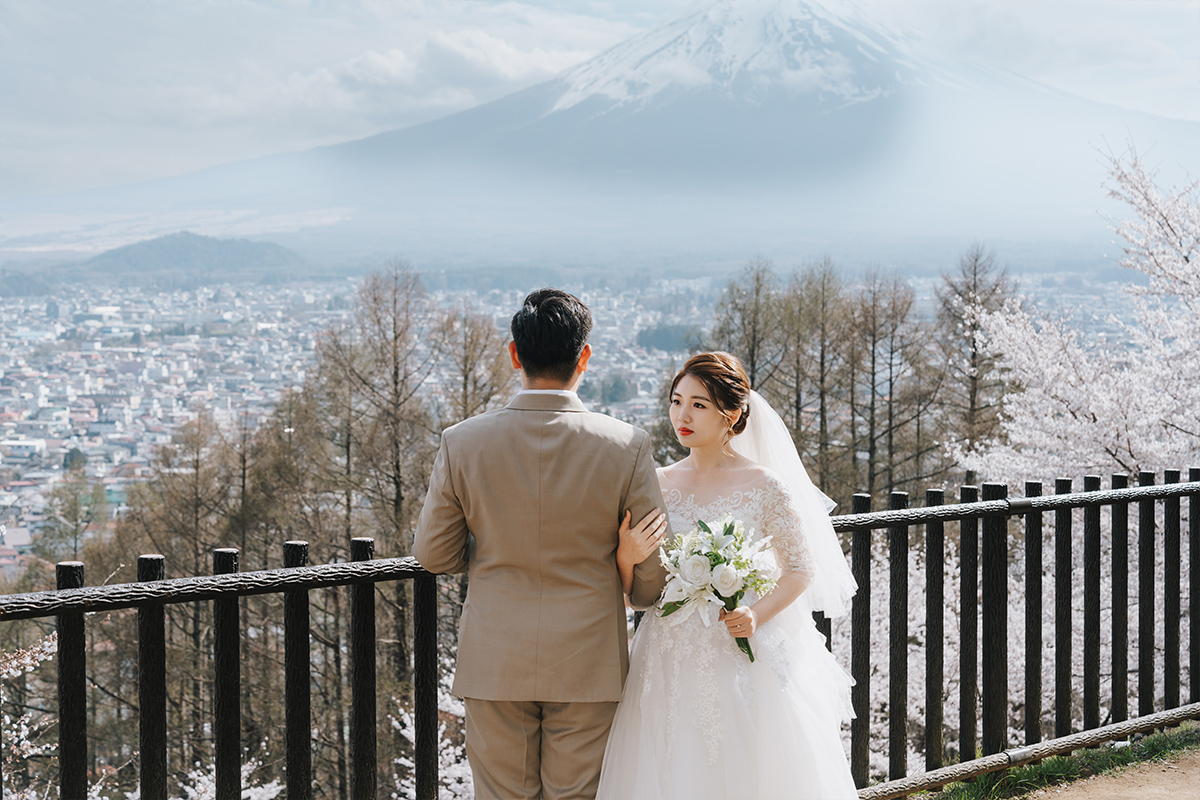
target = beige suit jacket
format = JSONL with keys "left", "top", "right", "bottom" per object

{"left": 414, "top": 391, "right": 670, "bottom": 703}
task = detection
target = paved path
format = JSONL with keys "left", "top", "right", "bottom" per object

{"left": 1019, "top": 748, "right": 1200, "bottom": 799}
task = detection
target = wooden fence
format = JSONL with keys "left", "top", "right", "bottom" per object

{"left": 1, "top": 470, "right": 1198, "bottom": 798}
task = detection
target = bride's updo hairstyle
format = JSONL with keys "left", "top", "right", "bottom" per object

{"left": 670, "top": 351, "right": 752, "bottom": 437}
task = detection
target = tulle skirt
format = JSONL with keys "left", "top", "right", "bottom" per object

{"left": 597, "top": 603, "right": 857, "bottom": 800}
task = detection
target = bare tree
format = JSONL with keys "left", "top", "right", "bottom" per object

{"left": 121, "top": 408, "right": 236, "bottom": 777}
{"left": 434, "top": 305, "right": 515, "bottom": 428}
{"left": 803, "top": 261, "right": 851, "bottom": 496}
{"left": 315, "top": 262, "right": 438, "bottom": 691}
{"left": 769, "top": 258, "right": 852, "bottom": 495}
{"left": 35, "top": 467, "right": 107, "bottom": 561}
{"left": 711, "top": 257, "right": 783, "bottom": 390}
{"left": 845, "top": 271, "right": 940, "bottom": 500}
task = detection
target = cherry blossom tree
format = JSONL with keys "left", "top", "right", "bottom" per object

{"left": 955, "top": 155, "right": 1200, "bottom": 481}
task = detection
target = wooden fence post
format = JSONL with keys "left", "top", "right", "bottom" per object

{"left": 284, "top": 541, "right": 312, "bottom": 800}
{"left": 213, "top": 548, "right": 241, "bottom": 800}
{"left": 1024, "top": 482, "right": 1043, "bottom": 745}
{"left": 1164, "top": 470, "right": 1181, "bottom": 710}
{"left": 1112, "top": 474, "right": 1129, "bottom": 724}
{"left": 1138, "top": 471, "right": 1156, "bottom": 717}
{"left": 925, "top": 489, "right": 945, "bottom": 771}
{"left": 959, "top": 485, "right": 979, "bottom": 762}
{"left": 350, "top": 538, "right": 377, "bottom": 800}
{"left": 57, "top": 562, "right": 87, "bottom": 800}
{"left": 1054, "top": 478, "right": 1072, "bottom": 737}
{"left": 1083, "top": 476, "right": 1102, "bottom": 730}
{"left": 981, "top": 483, "right": 1008, "bottom": 755}
{"left": 888, "top": 491, "right": 909, "bottom": 779}
{"left": 138, "top": 554, "right": 168, "bottom": 800}
{"left": 850, "top": 493, "right": 872, "bottom": 787}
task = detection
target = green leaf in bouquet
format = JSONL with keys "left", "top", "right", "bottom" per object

{"left": 659, "top": 600, "right": 689, "bottom": 616}
{"left": 697, "top": 519, "right": 713, "bottom": 534}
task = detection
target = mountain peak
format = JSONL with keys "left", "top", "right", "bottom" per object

{"left": 550, "top": 0, "right": 913, "bottom": 113}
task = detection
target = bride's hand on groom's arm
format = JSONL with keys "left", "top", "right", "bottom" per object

{"left": 616, "top": 509, "right": 667, "bottom": 595}
{"left": 619, "top": 510, "right": 667, "bottom": 564}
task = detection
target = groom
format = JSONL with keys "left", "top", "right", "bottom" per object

{"left": 414, "top": 288, "right": 670, "bottom": 800}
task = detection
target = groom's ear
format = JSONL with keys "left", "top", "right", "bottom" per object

{"left": 508, "top": 340, "right": 522, "bottom": 370}
{"left": 576, "top": 343, "right": 592, "bottom": 374}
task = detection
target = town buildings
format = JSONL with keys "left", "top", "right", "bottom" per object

{"left": 0, "top": 279, "right": 711, "bottom": 569}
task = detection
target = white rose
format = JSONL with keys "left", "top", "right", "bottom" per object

{"left": 680, "top": 554, "right": 712, "bottom": 587}
{"left": 712, "top": 564, "right": 743, "bottom": 597}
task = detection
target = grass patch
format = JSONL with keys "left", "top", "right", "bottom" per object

{"left": 924, "top": 721, "right": 1200, "bottom": 799}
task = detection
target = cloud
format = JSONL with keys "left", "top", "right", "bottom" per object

{"left": 2, "top": 0, "right": 1195, "bottom": 198}
{"left": 338, "top": 49, "right": 420, "bottom": 88}
{"left": 423, "top": 29, "right": 583, "bottom": 84}
{"left": 858, "top": 0, "right": 1200, "bottom": 121}
{"left": 0, "top": 1, "right": 622, "bottom": 196}
{"left": 861, "top": 0, "right": 1193, "bottom": 79}
{"left": 232, "top": 30, "right": 590, "bottom": 131}
{"left": 151, "top": 30, "right": 586, "bottom": 127}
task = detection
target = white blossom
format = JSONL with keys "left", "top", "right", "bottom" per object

{"left": 955, "top": 154, "right": 1200, "bottom": 480}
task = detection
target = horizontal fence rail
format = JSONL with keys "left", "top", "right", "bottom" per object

{"left": 833, "top": 474, "right": 1200, "bottom": 795}
{"left": 0, "top": 556, "right": 430, "bottom": 621}
{"left": 0, "top": 545, "right": 439, "bottom": 800}
{"left": 2, "top": 475, "right": 1197, "bottom": 799}
{"left": 831, "top": 480, "right": 1200, "bottom": 531}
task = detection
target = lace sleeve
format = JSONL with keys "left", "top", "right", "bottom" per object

{"left": 758, "top": 474, "right": 816, "bottom": 592}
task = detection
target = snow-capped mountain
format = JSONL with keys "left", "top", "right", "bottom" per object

{"left": 4, "top": 0, "right": 1198, "bottom": 268}
{"left": 549, "top": 0, "right": 917, "bottom": 113}
{"left": 326, "top": 0, "right": 935, "bottom": 189}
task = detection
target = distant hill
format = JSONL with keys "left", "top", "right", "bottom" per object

{"left": 1, "top": 231, "right": 314, "bottom": 292}
{"left": 0, "top": 231, "right": 314, "bottom": 294}
{"left": 0, "top": 269, "right": 54, "bottom": 297}
{"left": 87, "top": 231, "right": 307, "bottom": 276}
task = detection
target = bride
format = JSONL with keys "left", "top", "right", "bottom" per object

{"left": 599, "top": 352, "right": 858, "bottom": 800}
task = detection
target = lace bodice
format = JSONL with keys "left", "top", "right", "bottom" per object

{"left": 658, "top": 468, "right": 816, "bottom": 589}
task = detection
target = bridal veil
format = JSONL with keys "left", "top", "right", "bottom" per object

{"left": 729, "top": 391, "right": 857, "bottom": 618}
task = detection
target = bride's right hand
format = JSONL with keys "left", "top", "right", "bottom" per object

{"left": 617, "top": 509, "right": 668, "bottom": 568}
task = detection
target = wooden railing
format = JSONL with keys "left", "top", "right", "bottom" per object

{"left": 2, "top": 470, "right": 1198, "bottom": 798}
{"left": 835, "top": 469, "right": 1200, "bottom": 794}
{"left": 0, "top": 538, "right": 439, "bottom": 800}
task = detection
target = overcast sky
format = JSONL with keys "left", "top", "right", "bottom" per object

{"left": 3, "top": 0, "right": 1197, "bottom": 199}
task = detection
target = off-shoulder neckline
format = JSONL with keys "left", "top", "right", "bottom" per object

{"left": 657, "top": 468, "right": 774, "bottom": 493}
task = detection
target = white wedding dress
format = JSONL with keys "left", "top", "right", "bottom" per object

{"left": 596, "top": 467, "right": 858, "bottom": 800}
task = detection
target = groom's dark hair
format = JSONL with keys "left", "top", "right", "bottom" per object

{"left": 510, "top": 288, "right": 593, "bottom": 384}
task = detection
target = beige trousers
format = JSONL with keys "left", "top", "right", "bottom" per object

{"left": 463, "top": 698, "right": 618, "bottom": 800}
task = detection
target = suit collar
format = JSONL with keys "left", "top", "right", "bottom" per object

{"left": 507, "top": 391, "right": 588, "bottom": 413}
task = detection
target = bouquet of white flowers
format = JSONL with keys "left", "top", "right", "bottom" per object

{"left": 657, "top": 516, "right": 778, "bottom": 661}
